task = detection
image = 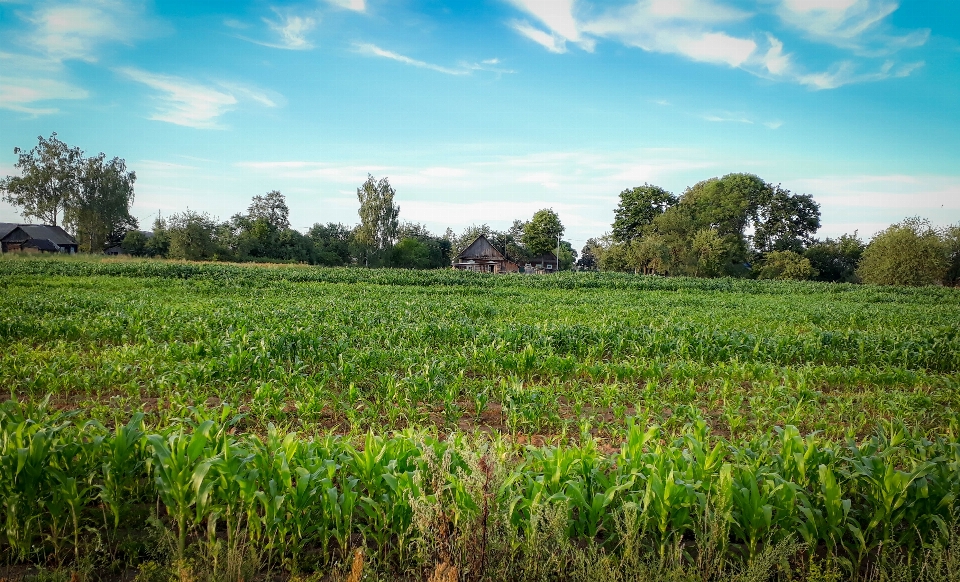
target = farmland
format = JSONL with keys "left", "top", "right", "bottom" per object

{"left": 2, "top": 256, "right": 960, "bottom": 581}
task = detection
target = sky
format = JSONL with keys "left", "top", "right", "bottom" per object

{"left": 1, "top": 0, "right": 959, "bottom": 250}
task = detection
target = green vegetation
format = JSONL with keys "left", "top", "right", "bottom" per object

{"left": 1, "top": 256, "right": 959, "bottom": 580}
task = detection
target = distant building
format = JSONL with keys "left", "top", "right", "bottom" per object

{"left": 522, "top": 252, "right": 559, "bottom": 274}
{"left": 452, "top": 234, "right": 519, "bottom": 273}
{"left": 0, "top": 223, "right": 79, "bottom": 254}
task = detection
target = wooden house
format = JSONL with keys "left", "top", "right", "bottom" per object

{"left": 0, "top": 223, "right": 79, "bottom": 254}
{"left": 452, "top": 234, "right": 518, "bottom": 273}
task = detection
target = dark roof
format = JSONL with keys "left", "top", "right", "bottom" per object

{"left": 23, "top": 238, "right": 60, "bottom": 252}
{"left": 18, "top": 224, "right": 77, "bottom": 246}
{"left": 0, "top": 223, "right": 19, "bottom": 240}
{"left": 455, "top": 234, "right": 508, "bottom": 262}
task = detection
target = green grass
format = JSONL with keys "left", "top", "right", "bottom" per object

{"left": 1, "top": 255, "right": 959, "bottom": 581}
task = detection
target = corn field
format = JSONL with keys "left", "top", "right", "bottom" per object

{"left": 1, "top": 256, "right": 959, "bottom": 580}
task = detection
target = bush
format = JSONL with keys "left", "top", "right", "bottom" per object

{"left": 857, "top": 217, "right": 948, "bottom": 286}
{"left": 756, "top": 250, "right": 818, "bottom": 280}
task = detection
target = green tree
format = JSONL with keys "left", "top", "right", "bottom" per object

{"left": 691, "top": 228, "right": 727, "bottom": 277}
{"left": 355, "top": 174, "right": 399, "bottom": 266}
{"left": 247, "top": 190, "right": 290, "bottom": 230}
{"left": 804, "top": 233, "right": 865, "bottom": 283}
{"left": 522, "top": 208, "right": 564, "bottom": 256}
{"left": 856, "top": 217, "right": 948, "bottom": 286}
{"left": 1, "top": 133, "right": 82, "bottom": 227}
{"left": 167, "top": 210, "right": 218, "bottom": 261}
{"left": 576, "top": 239, "right": 599, "bottom": 270}
{"left": 145, "top": 217, "right": 170, "bottom": 257}
{"left": 752, "top": 186, "right": 821, "bottom": 253}
{"left": 611, "top": 184, "right": 677, "bottom": 242}
{"left": 121, "top": 230, "right": 149, "bottom": 256}
{"left": 756, "top": 250, "right": 818, "bottom": 280}
{"left": 628, "top": 234, "right": 671, "bottom": 275}
{"left": 71, "top": 153, "right": 138, "bottom": 252}
{"left": 308, "top": 222, "right": 354, "bottom": 266}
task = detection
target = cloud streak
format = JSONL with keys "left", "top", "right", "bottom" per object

{"left": 355, "top": 44, "right": 471, "bottom": 75}
{"left": 117, "top": 68, "right": 281, "bottom": 129}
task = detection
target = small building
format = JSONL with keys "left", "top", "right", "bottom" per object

{"left": 0, "top": 223, "right": 79, "bottom": 254}
{"left": 452, "top": 234, "right": 519, "bottom": 273}
{"left": 522, "top": 252, "right": 559, "bottom": 274}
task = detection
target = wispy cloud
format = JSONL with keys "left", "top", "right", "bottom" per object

{"left": 775, "top": 0, "right": 929, "bottom": 55}
{"left": 0, "top": 0, "right": 162, "bottom": 114}
{"left": 24, "top": 0, "right": 161, "bottom": 62}
{"left": 355, "top": 43, "right": 471, "bottom": 75}
{"left": 324, "top": 0, "right": 366, "bottom": 12}
{"left": 260, "top": 9, "right": 317, "bottom": 50}
{"left": 505, "top": 0, "right": 926, "bottom": 90}
{"left": 506, "top": 0, "right": 594, "bottom": 53}
{"left": 703, "top": 113, "right": 753, "bottom": 123}
{"left": 116, "top": 68, "right": 281, "bottom": 129}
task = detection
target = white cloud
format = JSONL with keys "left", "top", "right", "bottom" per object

{"left": 763, "top": 120, "right": 783, "bottom": 129}
{"left": 24, "top": 0, "right": 160, "bottom": 62}
{"left": 775, "top": 0, "right": 929, "bottom": 54}
{"left": 355, "top": 43, "right": 470, "bottom": 75}
{"left": 675, "top": 32, "right": 757, "bottom": 67}
{"left": 503, "top": 0, "right": 925, "bottom": 91}
{"left": 703, "top": 113, "right": 753, "bottom": 123}
{"left": 0, "top": 76, "right": 89, "bottom": 114}
{"left": 795, "top": 59, "right": 922, "bottom": 90}
{"left": 260, "top": 10, "right": 317, "bottom": 50}
{"left": 324, "top": 0, "right": 365, "bottom": 12}
{"left": 505, "top": 0, "right": 595, "bottom": 52}
{"left": 116, "top": 68, "right": 280, "bottom": 129}
{"left": 581, "top": 0, "right": 755, "bottom": 67}
{"left": 0, "top": 52, "right": 88, "bottom": 114}
{"left": 510, "top": 21, "right": 568, "bottom": 53}
{"left": 762, "top": 34, "right": 791, "bottom": 74}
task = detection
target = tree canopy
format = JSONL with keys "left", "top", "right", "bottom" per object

{"left": 523, "top": 209, "right": 564, "bottom": 256}
{"left": 1, "top": 133, "right": 82, "bottom": 227}
{"left": 857, "top": 217, "right": 949, "bottom": 286}
{"left": 611, "top": 184, "right": 677, "bottom": 243}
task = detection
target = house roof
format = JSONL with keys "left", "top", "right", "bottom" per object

{"left": 0, "top": 223, "right": 18, "bottom": 240}
{"left": 23, "top": 238, "right": 60, "bottom": 252}
{"left": 455, "top": 234, "right": 508, "bottom": 262}
{"left": 19, "top": 224, "right": 77, "bottom": 246}
{"left": 0, "top": 224, "right": 78, "bottom": 246}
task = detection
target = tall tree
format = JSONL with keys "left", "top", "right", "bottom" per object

{"left": 522, "top": 208, "right": 564, "bottom": 256}
{"left": 71, "top": 153, "right": 138, "bottom": 252}
{"left": 1, "top": 133, "right": 82, "bottom": 226}
{"left": 355, "top": 174, "right": 399, "bottom": 266}
{"left": 611, "top": 184, "right": 677, "bottom": 243}
{"left": 247, "top": 190, "right": 290, "bottom": 230}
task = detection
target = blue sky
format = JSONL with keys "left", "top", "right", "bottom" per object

{"left": 1, "top": 0, "right": 958, "bottom": 249}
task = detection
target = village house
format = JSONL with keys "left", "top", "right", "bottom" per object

{"left": 452, "top": 234, "right": 519, "bottom": 273}
{"left": 0, "top": 223, "right": 79, "bottom": 254}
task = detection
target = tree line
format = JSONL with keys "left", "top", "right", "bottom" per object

{"left": 3, "top": 134, "right": 958, "bottom": 285}
{"left": 577, "top": 175, "right": 959, "bottom": 286}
